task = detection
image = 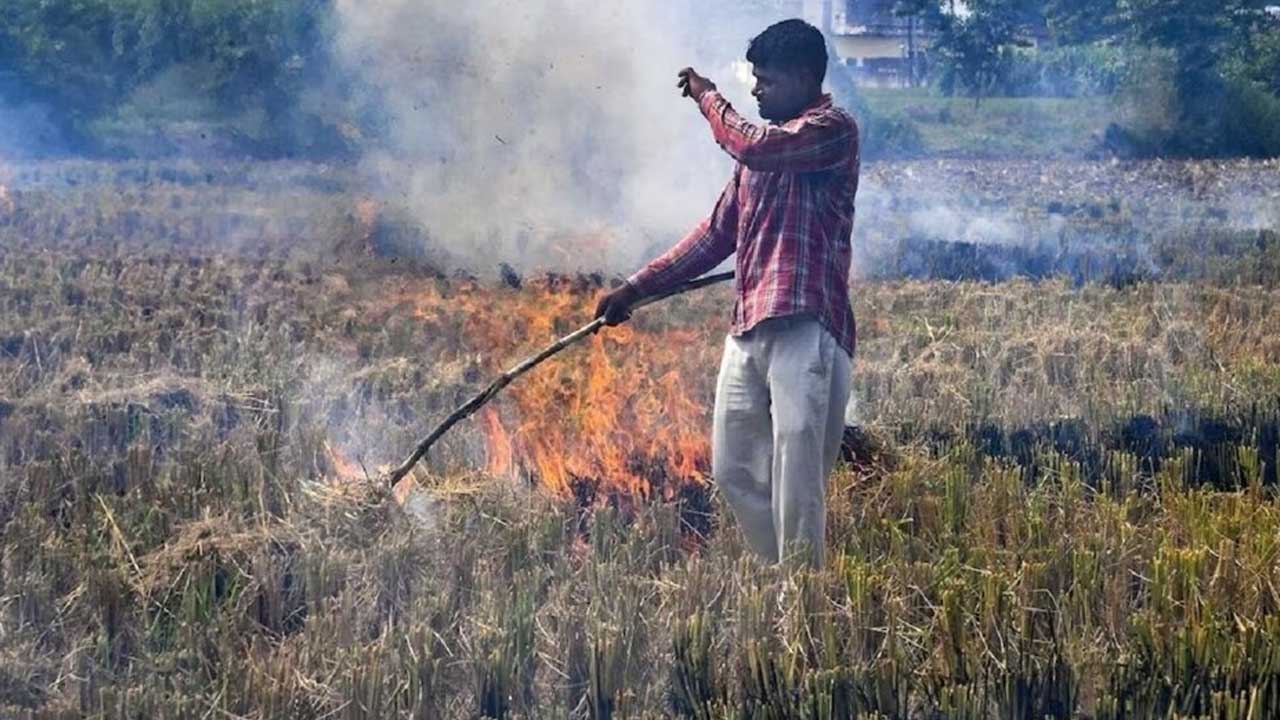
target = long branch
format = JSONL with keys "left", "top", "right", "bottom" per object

{"left": 385, "top": 271, "right": 735, "bottom": 486}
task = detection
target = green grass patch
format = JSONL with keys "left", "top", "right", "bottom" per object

{"left": 860, "top": 88, "right": 1116, "bottom": 159}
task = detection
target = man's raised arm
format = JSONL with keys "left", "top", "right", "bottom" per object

{"left": 595, "top": 169, "right": 740, "bottom": 325}
{"left": 697, "top": 90, "right": 854, "bottom": 174}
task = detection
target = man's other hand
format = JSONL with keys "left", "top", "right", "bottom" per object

{"left": 678, "top": 68, "right": 716, "bottom": 103}
{"left": 594, "top": 283, "right": 640, "bottom": 327}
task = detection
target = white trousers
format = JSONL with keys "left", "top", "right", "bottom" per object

{"left": 712, "top": 315, "right": 852, "bottom": 568}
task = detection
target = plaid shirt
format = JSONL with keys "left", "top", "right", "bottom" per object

{"left": 628, "top": 90, "right": 860, "bottom": 358}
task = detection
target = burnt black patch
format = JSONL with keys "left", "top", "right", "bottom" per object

{"left": 840, "top": 425, "right": 895, "bottom": 472}
{"left": 498, "top": 262, "right": 522, "bottom": 289}
{"left": 873, "top": 229, "right": 1280, "bottom": 287}
{"left": 886, "top": 236, "right": 1156, "bottom": 287}
{"left": 151, "top": 388, "right": 197, "bottom": 413}
{"left": 913, "top": 402, "right": 1280, "bottom": 491}
{"left": 0, "top": 335, "right": 22, "bottom": 357}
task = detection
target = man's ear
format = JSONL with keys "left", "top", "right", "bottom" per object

{"left": 800, "top": 67, "right": 824, "bottom": 92}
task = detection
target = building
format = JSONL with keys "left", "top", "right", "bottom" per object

{"left": 805, "top": 0, "right": 942, "bottom": 87}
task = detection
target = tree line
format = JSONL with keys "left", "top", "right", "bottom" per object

{"left": 0, "top": 0, "right": 358, "bottom": 158}
{"left": 0, "top": 0, "right": 1277, "bottom": 159}
{"left": 893, "top": 0, "right": 1280, "bottom": 155}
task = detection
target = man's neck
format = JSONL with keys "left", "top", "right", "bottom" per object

{"left": 776, "top": 91, "right": 825, "bottom": 123}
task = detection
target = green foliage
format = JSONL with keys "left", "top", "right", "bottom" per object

{"left": 1043, "top": 0, "right": 1123, "bottom": 43}
{"left": 893, "top": 0, "right": 1048, "bottom": 103}
{"left": 861, "top": 89, "right": 1113, "bottom": 158}
{"left": 1225, "top": 16, "right": 1280, "bottom": 94}
{"left": 825, "top": 51, "right": 927, "bottom": 159}
{"left": 934, "top": 13, "right": 1018, "bottom": 103}
{"left": 1109, "top": 46, "right": 1180, "bottom": 153}
{"left": 997, "top": 44, "right": 1128, "bottom": 97}
{"left": 860, "top": 111, "right": 928, "bottom": 159}
{"left": 902, "top": 0, "right": 1119, "bottom": 101}
{"left": 1121, "top": 0, "right": 1269, "bottom": 154}
{"left": 0, "top": 1, "right": 126, "bottom": 130}
{"left": 893, "top": 0, "right": 1280, "bottom": 157}
{"left": 1124, "top": 0, "right": 1265, "bottom": 51}
{"left": 1221, "top": 78, "right": 1280, "bottom": 158}
{"left": 1218, "top": 22, "right": 1280, "bottom": 156}
{"left": 0, "top": 0, "right": 349, "bottom": 157}
{"left": 1112, "top": 40, "right": 1280, "bottom": 157}
{"left": 670, "top": 611, "right": 725, "bottom": 719}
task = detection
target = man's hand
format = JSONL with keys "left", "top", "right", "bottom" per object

{"left": 594, "top": 282, "right": 641, "bottom": 327}
{"left": 677, "top": 68, "right": 717, "bottom": 103}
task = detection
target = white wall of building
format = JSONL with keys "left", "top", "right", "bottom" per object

{"left": 803, "top": 0, "right": 833, "bottom": 32}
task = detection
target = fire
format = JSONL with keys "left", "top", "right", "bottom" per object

{"left": 396, "top": 274, "right": 727, "bottom": 501}
{"left": 323, "top": 441, "right": 430, "bottom": 520}
{"left": 481, "top": 407, "right": 513, "bottom": 477}
{"left": 325, "top": 441, "right": 364, "bottom": 481}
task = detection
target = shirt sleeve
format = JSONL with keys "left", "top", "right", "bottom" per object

{"left": 627, "top": 168, "right": 740, "bottom": 297}
{"left": 697, "top": 91, "right": 854, "bottom": 174}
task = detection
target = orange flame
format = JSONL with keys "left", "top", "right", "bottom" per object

{"left": 325, "top": 441, "right": 363, "bottom": 482}
{"left": 482, "top": 407, "right": 513, "bottom": 477}
{"left": 325, "top": 440, "right": 427, "bottom": 516}
{"left": 389, "top": 274, "right": 725, "bottom": 501}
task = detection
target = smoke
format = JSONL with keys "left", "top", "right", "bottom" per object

{"left": 332, "top": 2, "right": 1277, "bottom": 284}
{"left": 0, "top": 100, "right": 65, "bottom": 160}
{"left": 846, "top": 158, "right": 1280, "bottom": 284}
{"left": 1223, "top": 183, "right": 1280, "bottom": 232}
{"left": 333, "top": 0, "right": 801, "bottom": 274}
{"left": 902, "top": 203, "right": 1025, "bottom": 246}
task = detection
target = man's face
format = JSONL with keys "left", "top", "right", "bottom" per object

{"left": 751, "top": 64, "right": 815, "bottom": 122}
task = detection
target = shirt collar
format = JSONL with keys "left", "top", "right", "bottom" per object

{"left": 804, "top": 93, "right": 834, "bottom": 115}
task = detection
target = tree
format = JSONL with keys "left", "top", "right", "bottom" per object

{"left": 0, "top": 0, "right": 346, "bottom": 157}
{"left": 0, "top": 0, "right": 126, "bottom": 147}
{"left": 934, "top": 13, "right": 1016, "bottom": 102}
{"left": 1043, "top": 0, "right": 1123, "bottom": 44}
{"left": 1122, "top": 0, "right": 1271, "bottom": 154}
{"left": 894, "top": 0, "right": 1045, "bottom": 103}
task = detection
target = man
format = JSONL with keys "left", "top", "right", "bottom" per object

{"left": 594, "top": 19, "right": 860, "bottom": 568}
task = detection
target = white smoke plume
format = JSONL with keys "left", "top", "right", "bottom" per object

{"left": 334, "top": 0, "right": 803, "bottom": 275}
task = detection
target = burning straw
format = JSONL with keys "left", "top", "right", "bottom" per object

{"left": 386, "top": 271, "right": 734, "bottom": 486}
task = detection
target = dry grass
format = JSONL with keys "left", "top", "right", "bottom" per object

{"left": 2, "top": 161, "right": 1280, "bottom": 718}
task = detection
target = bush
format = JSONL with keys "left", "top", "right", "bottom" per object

{"left": 859, "top": 110, "right": 927, "bottom": 160}
{"left": 0, "top": 0, "right": 355, "bottom": 159}
{"left": 1221, "top": 78, "right": 1280, "bottom": 157}
{"left": 824, "top": 49, "right": 927, "bottom": 160}
{"left": 1225, "top": 23, "right": 1280, "bottom": 95}
{"left": 996, "top": 44, "right": 1128, "bottom": 97}
{"left": 1110, "top": 46, "right": 1280, "bottom": 158}
{"left": 1108, "top": 47, "right": 1180, "bottom": 155}
{"left": 1220, "top": 24, "right": 1280, "bottom": 156}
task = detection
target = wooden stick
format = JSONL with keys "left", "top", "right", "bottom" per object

{"left": 385, "top": 271, "right": 735, "bottom": 486}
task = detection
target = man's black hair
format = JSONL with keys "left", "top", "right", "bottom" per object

{"left": 746, "top": 19, "right": 828, "bottom": 84}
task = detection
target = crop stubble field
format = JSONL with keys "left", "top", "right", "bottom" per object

{"left": 2, "top": 159, "right": 1280, "bottom": 718}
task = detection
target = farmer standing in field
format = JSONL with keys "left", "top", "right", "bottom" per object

{"left": 595, "top": 19, "right": 859, "bottom": 568}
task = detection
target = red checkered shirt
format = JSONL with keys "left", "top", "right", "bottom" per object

{"left": 628, "top": 90, "right": 860, "bottom": 358}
